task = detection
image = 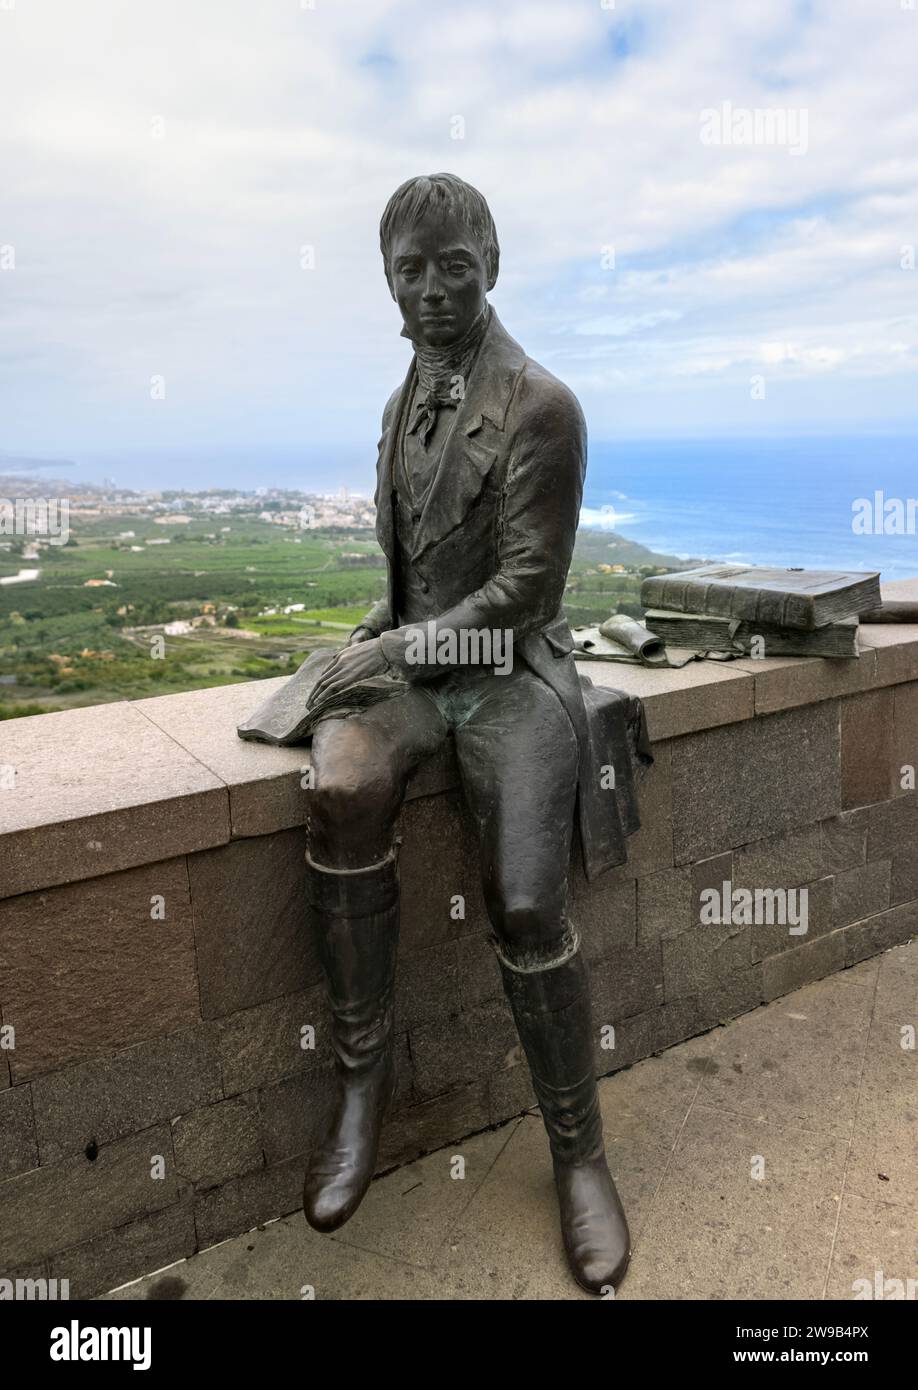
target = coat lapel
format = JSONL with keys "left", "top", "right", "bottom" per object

{"left": 408, "top": 309, "right": 526, "bottom": 561}
{"left": 374, "top": 369, "right": 416, "bottom": 562}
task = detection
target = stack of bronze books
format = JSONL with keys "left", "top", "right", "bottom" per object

{"left": 641, "top": 564, "right": 882, "bottom": 659}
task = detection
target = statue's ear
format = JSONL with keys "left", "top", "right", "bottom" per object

{"left": 486, "top": 250, "right": 499, "bottom": 292}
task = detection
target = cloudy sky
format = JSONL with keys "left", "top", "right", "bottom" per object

{"left": 1, "top": 0, "right": 917, "bottom": 484}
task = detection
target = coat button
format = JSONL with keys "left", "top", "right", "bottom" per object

{"left": 411, "top": 510, "right": 421, "bottom": 523}
{"left": 418, "top": 578, "right": 429, "bottom": 593}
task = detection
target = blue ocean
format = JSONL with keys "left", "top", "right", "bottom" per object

{"left": 580, "top": 435, "right": 918, "bottom": 582}
{"left": 70, "top": 433, "right": 918, "bottom": 583}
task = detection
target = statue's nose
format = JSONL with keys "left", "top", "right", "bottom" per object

{"left": 422, "top": 270, "right": 445, "bottom": 302}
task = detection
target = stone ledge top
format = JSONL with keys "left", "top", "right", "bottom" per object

{"left": 1, "top": 579, "right": 917, "bottom": 901}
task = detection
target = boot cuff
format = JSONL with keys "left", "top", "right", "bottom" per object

{"left": 491, "top": 919, "right": 580, "bottom": 975}
{"left": 305, "top": 848, "right": 399, "bottom": 916}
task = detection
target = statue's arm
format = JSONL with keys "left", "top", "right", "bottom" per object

{"left": 348, "top": 599, "right": 391, "bottom": 645}
{"left": 380, "top": 380, "right": 586, "bottom": 677}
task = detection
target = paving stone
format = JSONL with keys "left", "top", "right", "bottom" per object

{"left": 323, "top": 1125, "right": 513, "bottom": 1271}
{"left": 0, "top": 701, "right": 228, "bottom": 899}
{"left": 110, "top": 1210, "right": 450, "bottom": 1301}
{"left": 697, "top": 970, "right": 874, "bottom": 1134}
{"left": 218, "top": 986, "right": 328, "bottom": 1095}
{"left": 617, "top": 1105, "right": 847, "bottom": 1300}
{"left": 0, "top": 859, "right": 200, "bottom": 1082}
{"left": 636, "top": 866, "right": 691, "bottom": 945}
{"left": 834, "top": 859, "right": 890, "bottom": 928}
{"left": 172, "top": 1095, "right": 264, "bottom": 1189}
{"left": 825, "top": 1192, "right": 918, "bottom": 1301}
{"left": 844, "top": 1010, "right": 918, "bottom": 1211}
{"left": 0, "top": 1084, "right": 38, "bottom": 1180}
{"left": 0, "top": 1124, "right": 181, "bottom": 1267}
{"left": 820, "top": 810, "right": 868, "bottom": 874}
{"left": 187, "top": 828, "right": 320, "bottom": 1020}
{"left": 872, "top": 941, "right": 918, "bottom": 1022}
{"left": 52, "top": 1200, "right": 197, "bottom": 1300}
{"left": 845, "top": 1112, "right": 918, "bottom": 1212}
{"left": 32, "top": 1026, "right": 222, "bottom": 1165}
{"left": 843, "top": 902, "right": 918, "bottom": 965}
{"left": 442, "top": 1081, "right": 687, "bottom": 1301}
{"left": 672, "top": 700, "right": 839, "bottom": 864}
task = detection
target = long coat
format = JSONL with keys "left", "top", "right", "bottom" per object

{"left": 357, "top": 307, "right": 649, "bottom": 881}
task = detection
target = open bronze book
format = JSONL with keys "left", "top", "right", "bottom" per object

{"left": 236, "top": 648, "right": 408, "bottom": 746}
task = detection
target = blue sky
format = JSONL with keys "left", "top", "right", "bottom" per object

{"left": 1, "top": 0, "right": 917, "bottom": 482}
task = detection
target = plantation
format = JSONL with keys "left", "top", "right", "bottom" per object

{"left": 0, "top": 507, "right": 687, "bottom": 718}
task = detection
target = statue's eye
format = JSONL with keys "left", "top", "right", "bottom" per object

{"left": 447, "top": 263, "right": 469, "bottom": 276}
{"left": 399, "top": 265, "right": 421, "bottom": 280}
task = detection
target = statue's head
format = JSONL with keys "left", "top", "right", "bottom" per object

{"left": 379, "top": 173, "right": 499, "bottom": 348}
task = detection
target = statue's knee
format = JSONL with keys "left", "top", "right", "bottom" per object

{"left": 490, "top": 891, "right": 564, "bottom": 958}
{"left": 308, "top": 761, "right": 400, "bottom": 861}
{"left": 310, "top": 771, "right": 361, "bottom": 834}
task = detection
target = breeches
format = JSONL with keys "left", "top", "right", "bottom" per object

{"left": 307, "top": 665, "right": 580, "bottom": 958}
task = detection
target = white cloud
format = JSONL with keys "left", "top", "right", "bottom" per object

{"left": 0, "top": 0, "right": 916, "bottom": 470}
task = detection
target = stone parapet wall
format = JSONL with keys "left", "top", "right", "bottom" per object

{"left": 2, "top": 585, "right": 918, "bottom": 1296}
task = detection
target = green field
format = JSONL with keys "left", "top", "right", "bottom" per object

{"left": 0, "top": 505, "right": 690, "bottom": 719}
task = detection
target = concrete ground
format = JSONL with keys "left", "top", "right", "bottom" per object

{"left": 108, "top": 941, "right": 917, "bottom": 1301}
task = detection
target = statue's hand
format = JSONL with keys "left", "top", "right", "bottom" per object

{"left": 309, "top": 638, "right": 390, "bottom": 707}
{"left": 348, "top": 626, "right": 375, "bottom": 646}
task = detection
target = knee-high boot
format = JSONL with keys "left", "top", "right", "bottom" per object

{"left": 302, "top": 848, "right": 399, "bottom": 1232}
{"left": 494, "top": 927, "right": 631, "bottom": 1294}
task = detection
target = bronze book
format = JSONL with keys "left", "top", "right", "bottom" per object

{"left": 644, "top": 610, "right": 859, "bottom": 658}
{"left": 640, "top": 564, "right": 881, "bottom": 631}
{"left": 236, "top": 648, "right": 408, "bottom": 746}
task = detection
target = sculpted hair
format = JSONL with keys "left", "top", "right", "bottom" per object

{"left": 379, "top": 173, "right": 500, "bottom": 289}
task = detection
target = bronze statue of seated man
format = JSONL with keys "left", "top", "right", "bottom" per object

{"left": 300, "top": 173, "right": 643, "bottom": 1295}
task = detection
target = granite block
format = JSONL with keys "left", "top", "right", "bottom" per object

{"left": 672, "top": 700, "right": 839, "bottom": 863}
{"left": 0, "top": 859, "right": 200, "bottom": 1082}
{"left": 0, "top": 702, "right": 228, "bottom": 899}
{"left": 32, "top": 1026, "right": 222, "bottom": 1164}
{"left": 187, "top": 827, "right": 319, "bottom": 1020}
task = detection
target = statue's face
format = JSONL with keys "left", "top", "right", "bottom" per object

{"left": 389, "top": 207, "right": 489, "bottom": 348}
